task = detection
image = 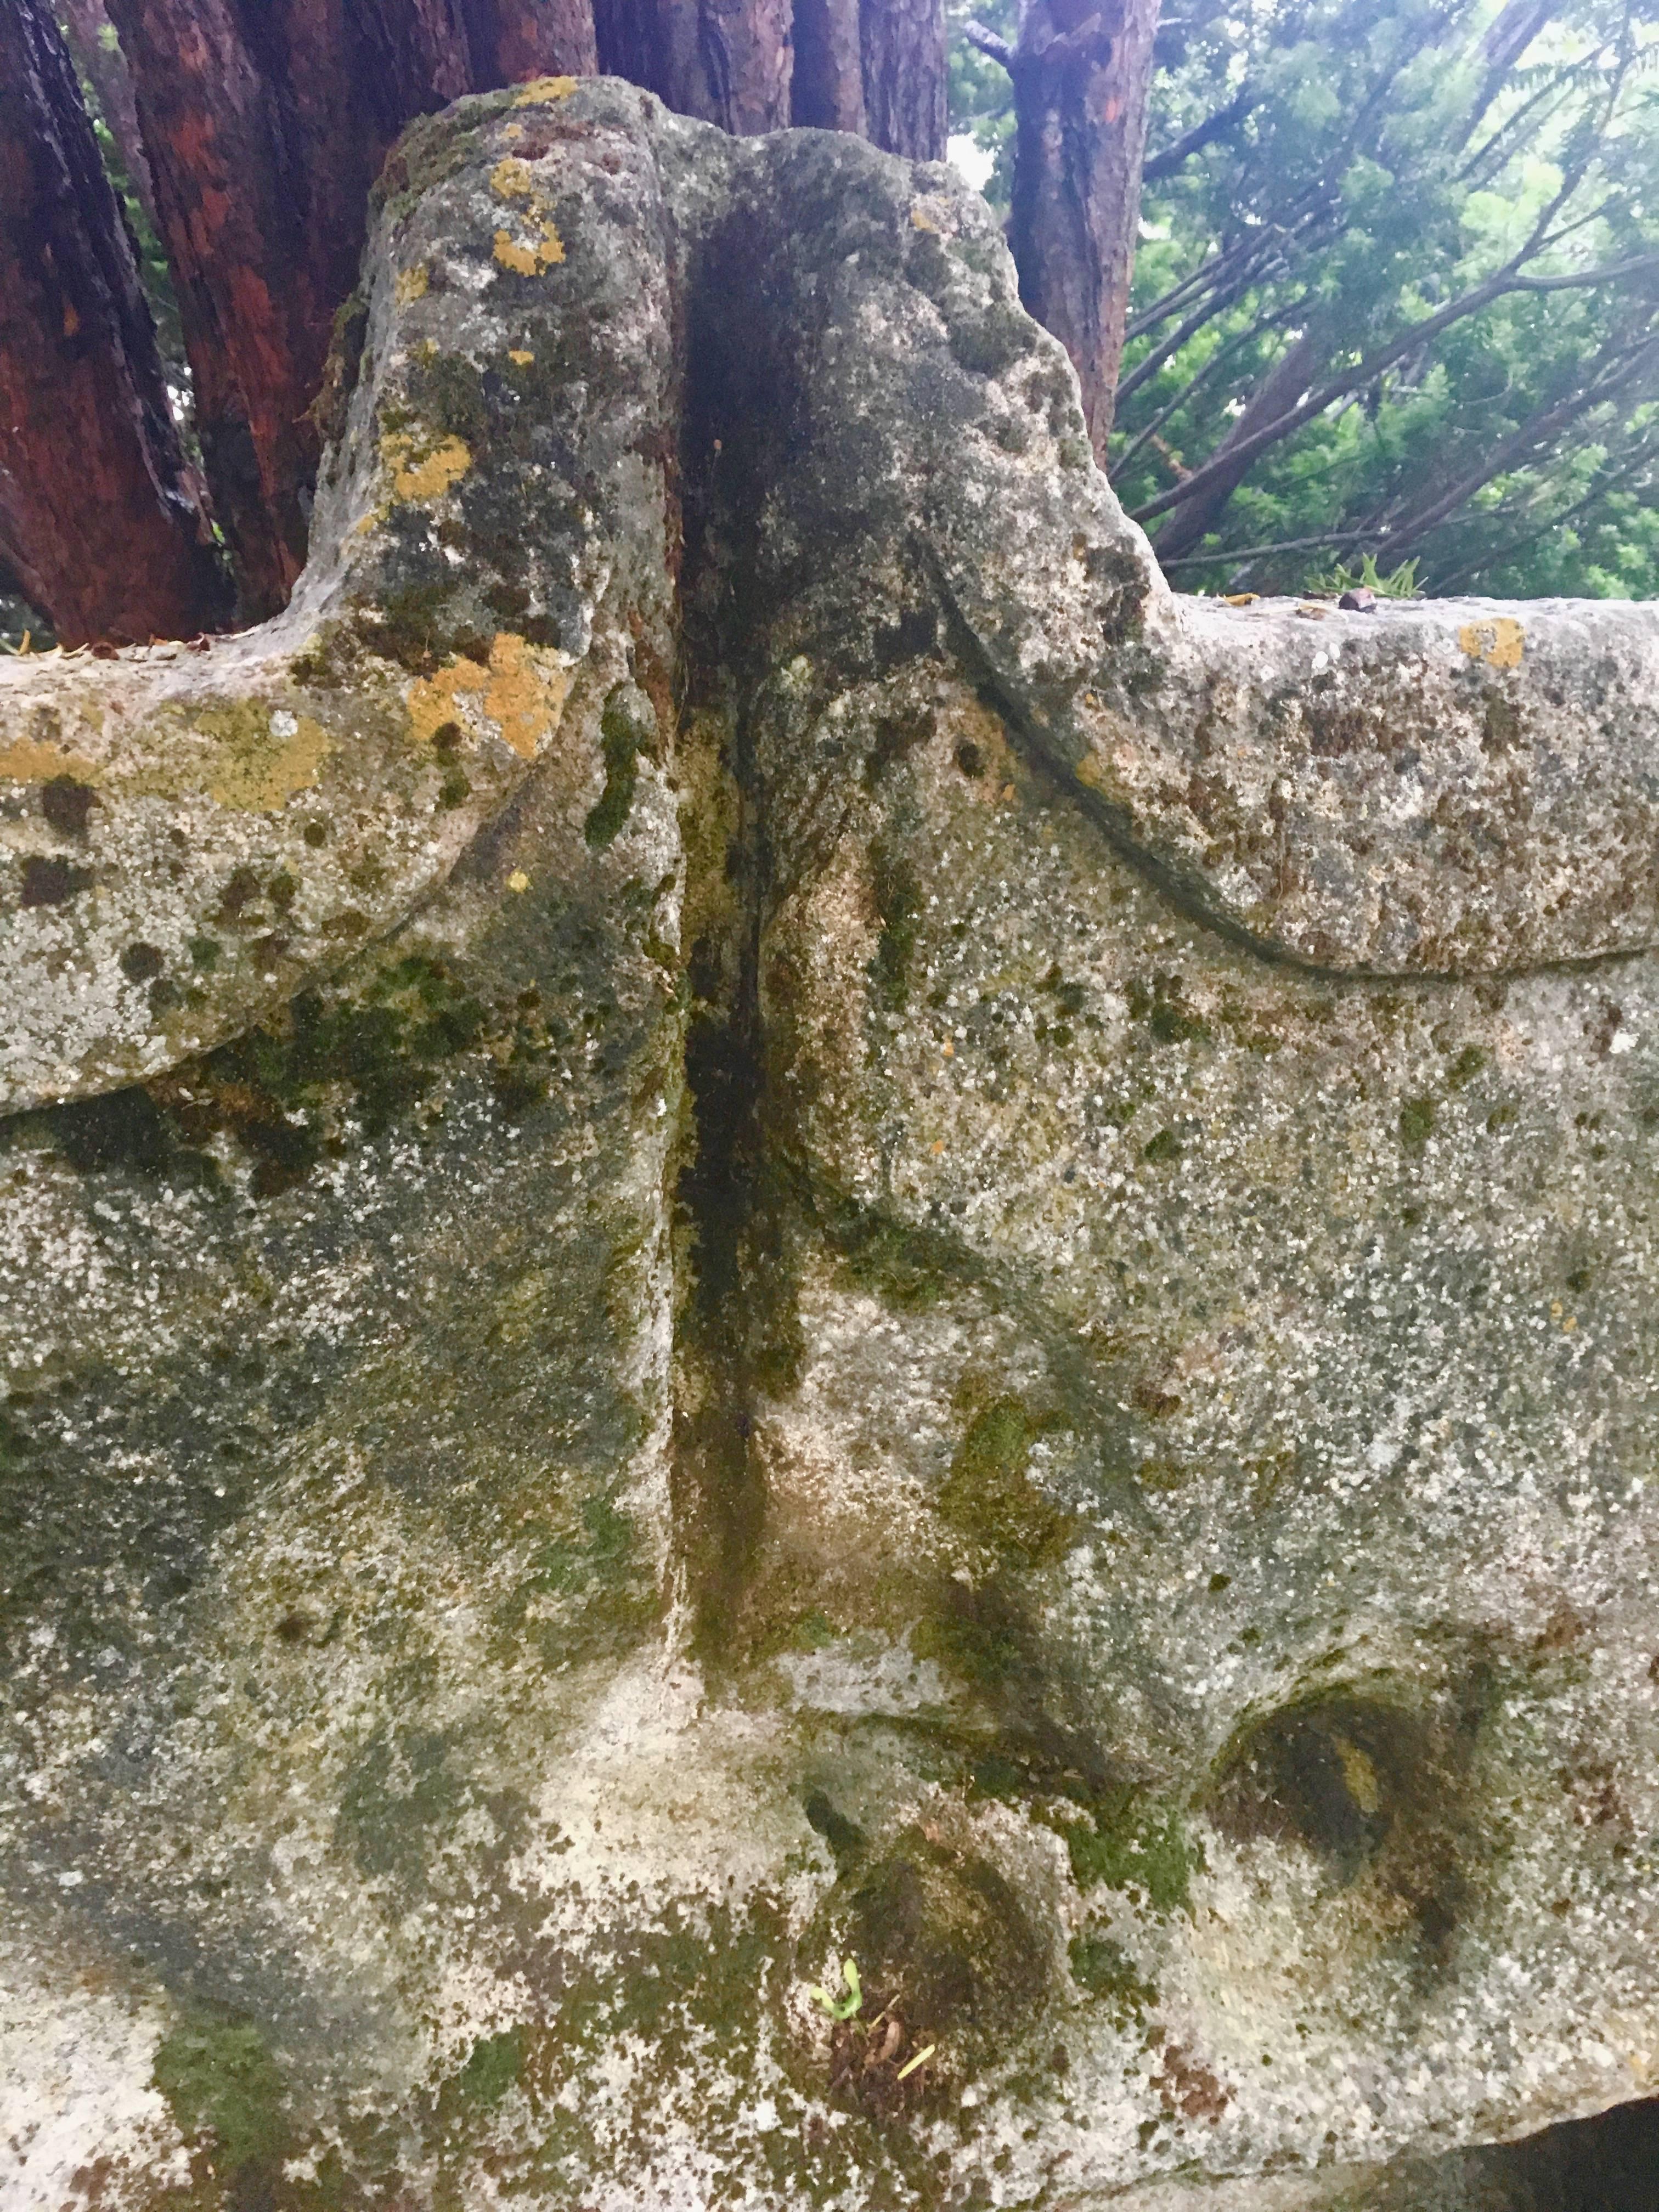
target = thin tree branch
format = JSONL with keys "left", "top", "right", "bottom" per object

{"left": 962, "top": 19, "right": 1014, "bottom": 69}
{"left": 1113, "top": 268, "right": 1263, "bottom": 407}
{"left": 1110, "top": 309, "right": 1297, "bottom": 483}
{"left": 1157, "top": 527, "right": 1374, "bottom": 572}
{"left": 1132, "top": 255, "right": 1659, "bottom": 529}
{"left": 1142, "top": 86, "right": 1255, "bottom": 181}
{"left": 1432, "top": 437, "right": 1659, "bottom": 590}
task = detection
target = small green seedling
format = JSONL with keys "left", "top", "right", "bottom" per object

{"left": 1307, "top": 552, "right": 1422, "bottom": 599}
{"left": 809, "top": 1957, "right": 863, "bottom": 2021}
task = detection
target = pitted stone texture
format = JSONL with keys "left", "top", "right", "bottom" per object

{"left": 3, "top": 72, "right": 1659, "bottom": 2212}
{"left": 0, "top": 77, "right": 676, "bottom": 1111}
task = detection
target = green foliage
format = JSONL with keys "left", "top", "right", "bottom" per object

{"left": 946, "top": 0, "right": 1018, "bottom": 207}
{"left": 949, "top": 0, "right": 1659, "bottom": 599}
{"left": 1124, "top": 0, "right": 1659, "bottom": 596}
{"left": 1307, "top": 552, "right": 1423, "bottom": 597}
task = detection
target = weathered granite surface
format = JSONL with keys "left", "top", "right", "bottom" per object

{"left": 3, "top": 76, "right": 1659, "bottom": 2210}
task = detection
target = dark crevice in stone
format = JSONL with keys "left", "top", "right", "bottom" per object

{"left": 1375, "top": 2093, "right": 1659, "bottom": 2209}
{"left": 666, "top": 190, "right": 800, "bottom": 1664}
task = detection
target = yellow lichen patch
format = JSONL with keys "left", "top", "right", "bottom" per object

{"left": 493, "top": 222, "right": 564, "bottom": 275}
{"left": 1458, "top": 616, "right": 1525, "bottom": 668}
{"left": 407, "top": 651, "right": 491, "bottom": 748}
{"left": 380, "top": 430, "right": 472, "bottom": 503}
{"left": 490, "top": 156, "right": 535, "bottom": 201}
{"left": 507, "top": 870, "right": 531, "bottom": 893}
{"left": 1333, "top": 1736, "right": 1380, "bottom": 1816}
{"left": 910, "top": 207, "right": 941, "bottom": 233}
{"left": 513, "top": 75, "right": 577, "bottom": 104}
{"left": 0, "top": 736, "right": 100, "bottom": 786}
{"left": 507, "top": 349, "right": 535, "bottom": 366}
{"left": 1073, "top": 745, "right": 1138, "bottom": 807}
{"left": 482, "top": 631, "right": 567, "bottom": 760}
{"left": 196, "top": 703, "right": 332, "bottom": 811}
{"left": 394, "top": 261, "right": 430, "bottom": 304}
{"left": 405, "top": 633, "right": 568, "bottom": 763}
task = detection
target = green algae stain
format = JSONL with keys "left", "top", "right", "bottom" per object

{"left": 831, "top": 1205, "right": 958, "bottom": 1311}
{"left": 454, "top": 2028, "right": 524, "bottom": 2107}
{"left": 585, "top": 685, "right": 654, "bottom": 849}
{"left": 936, "top": 1393, "right": 1073, "bottom": 1566}
{"left": 870, "top": 837, "right": 921, "bottom": 1011}
{"left": 1068, "top": 1933, "right": 1159, "bottom": 2029}
{"left": 153, "top": 2016, "right": 289, "bottom": 2170}
{"left": 1060, "top": 1790, "right": 1197, "bottom": 1915}
{"left": 1400, "top": 1094, "right": 1437, "bottom": 1149}
{"left": 161, "top": 947, "right": 533, "bottom": 1198}
{"left": 530, "top": 1488, "right": 636, "bottom": 1595}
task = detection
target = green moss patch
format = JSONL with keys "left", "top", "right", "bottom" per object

{"left": 870, "top": 836, "right": 921, "bottom": 1011}
{"left": 1058, "top": 1788, "right": 1198, "bottom": 1915}
{"left": 936, "top": 1393, "right": 1074, "bottom": 1566}
{"left": 1068, "top": 1934, "right": 1158, "bottom": 2029}
{"left": 153, "top": 2013, "right": 290, "bottom": 2172}
{"left": 584, "top": 687, "right": 649, "bottom": 848}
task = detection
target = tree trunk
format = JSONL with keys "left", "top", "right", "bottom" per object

{"left": 458, "top": 0, "right": 597, "bottom": 80}
{"left": 1007, "top": 0, "right": 1163, "bottom": 457}
{"left": 791, "top": 0, "right": 864, "bottom": 134}
{"left": 0, "top": 0, "right": 227, "bottom": 644}
{"left": 54, "top": 0, "right": 156, "bottom": 222}
{"left": 101, "top": 0, "right": 599, "bottom": 622}
{"left": 595, "top": 0, "right": 792, "bottom": 133}
{"left": 1150, "top": 331, "right": 1317, "bottom": 562}
{"left": 860, "top": 0, "right": 945, "bottom": 159}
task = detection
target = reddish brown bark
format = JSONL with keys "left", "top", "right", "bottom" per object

{"left": 595, "top": 0, "right": 792, "bottom": 134}
{"left": 102, "top": 0, "right": 598, "bottom": 622}
{"left": 458, "top": 0, "right": 597, "bottom": 81}
{"left": 792, "top": 0, "right": 944, "bottom": 157}
{"left": 1003, "top": 0, "right": 1164, "bottom": 455}
{"left": 859, "top": 0, "right": 945, "bottom": 160}
{"left": 791, "top": 0, "right": 864, "bottom": 134}
{"left": 0, "top": 0, "right": 227, "bottom": 644}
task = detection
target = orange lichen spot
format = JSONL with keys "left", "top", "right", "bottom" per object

{"left": 381, "top": 431, "right": 472, "bottom": 503}
{"left": 406, "top": 633, "right": 568, "bottom": 763}
{"left": 910, "top": 207, "right": 941, "bottom": 233}
{"left": 1458, "top": 617, "right": 1525, "bottom": 668}
{"left": 507, "top": 870, "right": 531, "bottom": 893}
{"left": 394, "top": 261, "right": 430, "bottom": 304}
{"left": 493, "top": 222, "right": 565, "bottom": 275}
{"left": 490, "top": 156, "right": 535, "bottom": 201}
{"left": 514, "top": 75, "right": 578, "bottom": 104}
